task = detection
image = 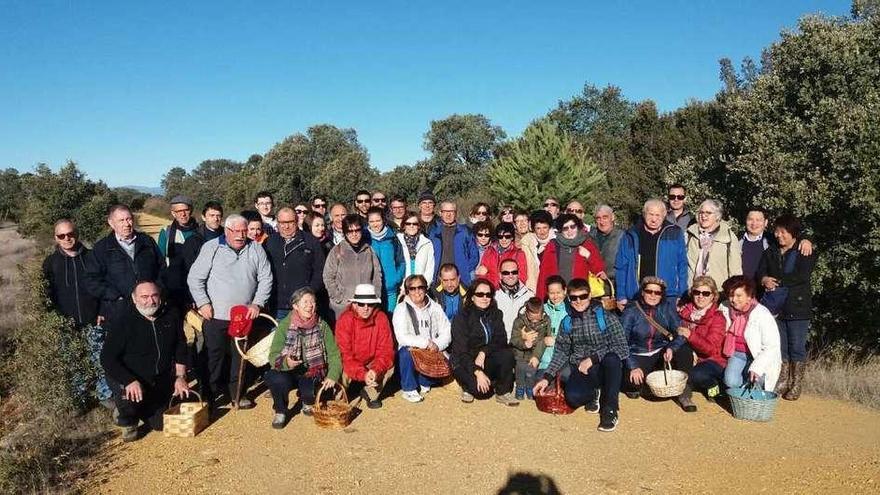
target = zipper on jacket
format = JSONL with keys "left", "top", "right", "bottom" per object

{"left": 72, "top": 255, "right": 83, "bottom": 324}
{"left": 151, "top": 320, "right": 161, "bottom": 376}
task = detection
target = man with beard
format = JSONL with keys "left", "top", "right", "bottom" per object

{"left": 100, "top": 281, "right": 190, "bottom": 442}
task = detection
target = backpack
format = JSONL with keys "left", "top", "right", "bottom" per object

{"left": 559, "top": 307, "right": 607, "bottom": 335}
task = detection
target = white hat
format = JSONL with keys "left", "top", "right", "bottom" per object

{"left": 349, "top": 284, "right": 382, "bottom": 305}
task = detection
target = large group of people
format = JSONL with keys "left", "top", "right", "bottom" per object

{"left": 42, "top": 184, "right": 816, "bottom": 440}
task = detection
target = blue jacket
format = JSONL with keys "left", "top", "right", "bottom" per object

{"left": 429, "top": 223, "right": 480, "bottom": 286}
{"left": 370, "top": 228, "right": 405, "bottom": 294}
{"left": 620, "top": 298, "right": 684, "bottom": 370}
{"left": 614, "top": 219, "right": 688, "bottom": 301}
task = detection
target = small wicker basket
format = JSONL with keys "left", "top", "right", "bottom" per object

{"left": 646, "top": 361, "right": 688, "bottom": 398}
{"left": 727, "top": 382, "right": 779, "bottom": 422}
{"left": 409, "top": 348, "right": 452, "bottom": 378}
{"left": 313, "top": 382, "right": 353, "bottom": 430}
{"left": 163, "top": 391, "right": 209, "bottom": 438}
{"left": 535, "top": 376, "right": 574, "bottom": 415}
{"left": 600, "top": 280, "right": 618, "bottom": 311}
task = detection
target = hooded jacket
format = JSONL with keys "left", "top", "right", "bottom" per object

{"left": 450, "top": 303, "right": 508, "bottom": 376}
{"left": 335, "top": 307, "right": 395, "bottom": 381}
{"left": 539, "top": 300, "right": 569, "bottom": 369}
{"left": 479, "top": 243, "right": 529, "bottom": 289}
{"left": 536, "top": 236, "right": 605, "bottom": 300}
{"left": 43, "top": 244, "right": 100, "bottom": 327}
{"left": 614, "top": 219, "right": 688, "bottom": 301}
{"left": 685, "top": 221, "right": 743, "bottom": 289}
{"left": 369, "top": 227, "right": 406, "bottom": 298}
{"left": 495, "top": 283, "right": 534, "bottom": 341}
{"left": 509, "top": 312, "right": 551, "bottom": 362}
{"left": 391, "top": 295, "right": 451, "bottom": 352}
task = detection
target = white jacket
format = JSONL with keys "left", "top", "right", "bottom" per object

{"left": 392, "top": 296, "right": 451, "bottom": 352}
{"left": 719, "top": 302, "right": 782, "bottom": 391}
{"left": 397, "top": 233, "right": 435, "bottom": 288}
{"left": 495, "top": 284, "right": 534, "bottom": 342}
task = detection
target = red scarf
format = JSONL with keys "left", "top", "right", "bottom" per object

{"left": 723, "top": 299, "right": 757, "bottom": 357}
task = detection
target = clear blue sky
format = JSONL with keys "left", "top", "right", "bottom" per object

{"left": 0, "top": 0, "right": 849, "bottom": 188}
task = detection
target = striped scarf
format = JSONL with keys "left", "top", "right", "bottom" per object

{"left": 276, "top": 312, "right": 327, "bottom": 379}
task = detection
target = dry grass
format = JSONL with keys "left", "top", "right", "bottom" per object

{"left": 805, "top": 353, "right": 880, "bottom": 410}
{"left": 0, "top": 224, "right": 39, "bottom": 335}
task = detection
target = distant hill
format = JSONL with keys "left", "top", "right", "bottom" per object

{"left": 117, "top": 185, "right": 164, "bottom": 195}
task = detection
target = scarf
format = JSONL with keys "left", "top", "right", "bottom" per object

{"left": 723, "top": 299, "right": 757, "bottom": 358}
{"left": 276, "top": 311, "right": 326, "bottom": 378}
{"left": 556, "top": 231, "right": 587, "bottom": 248}
{"left": 680, "top": 302, "right": 711, "bottom": 331}
{"left": 166, "top": 218, "right": 198, "bottom": 259}
{"left": 370, "top": 225, "right": 389, "bottom": 241}
{"left": 696, "top": 227, "right": 718, "bottom": 277}
{"left": 403, "top": 233, "right": 419, "bottom": 260}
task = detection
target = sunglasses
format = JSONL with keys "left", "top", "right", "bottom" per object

{"left": 544, "top": 202, "right": 558, "bottom": 208}
{"left": 346, "top": 229, "right": 362, "bottom": 234}
{"left": 372, "top": 198, "right": 386, "bottom": 203}
{"left": 278, "top": 220, "right": 296, "bottom": 226}
{"left": 692, "top": 290, "right": 713, "bottom": 297}
{"left": 497, "top": 233, "right": 513, "bottom": 239}
{"left": 476, "top": 232, "right": 491, "bottom": 238}
{"left": 473, "top": 291, "right": 492, "bottom": 298}
{"left": 404, "top": 221, "right": 420, "bottom": 227}
{"left": 475, "top": 210, "right": 488, "bottom": 216}
{"left": 355, "top": 198, "right": 370, "bottom": 204}
{"left": 568, "top": 293, "right": 590, "bottom": 302}
{"left": 643, "top": 288, "right": 664, "bottom": 296}
{"left": 500, "top": 270, "right": 518, "bottom": 276}
{"left": 294, "top": 209, "right": 307, "bottom": 214}
{"left": 561, "top": 224, "right": 579, "bottom": 231}
{"left": 566, "top": 208, "right": 584, "bottom": 214}
{"left": 668, "top": 194, "right": 686, "bottom": 201}
{"left": 501, "top": 210, "right": 512, "bottom": 215}
{"left": 55, "top": 232, "right": 76, "bottom": 240}
{"left": 312, "top": 203, "right": 326, "bottom": 208}
{"left": 353, "top": 302, "right": 372, "bottom": 307}
{"left": 407, "top": 285, "right": 427, "bottom": 292}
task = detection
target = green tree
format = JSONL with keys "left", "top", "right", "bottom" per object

{"left": 0, "top": 168, "right": 23, "bottom": 222}
{"left": 487, "top": 120, "right": 605, "bottom": 210}
{"left": 310, "top": 151, "right": 378, "bottom": 203}
{"left": 374, "top": 162, "right": 429, "bottom": 203}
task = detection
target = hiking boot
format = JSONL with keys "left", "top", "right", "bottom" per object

{"left": 495, "top": 392, "right": 520, "bottom": 407}
{"left": 401, "top": 390, "right": 424, "bottom": 403}
{"left": 460, "top": 391, "right": 474, "bottom": 403}
{"left": 597, "top": 410, "right": 619, "bottom": 432}
{"left": 515, "top": 387, "right": 525, "bottom": 401}
{"left": 121, "top": 425, "right": 138, "bottom": 442}
{"left": 775, "top": 361, "right": 792, "bottom": 396}
{"left": 360, "top": 388, "right": 383, "bottom": 409}
{"left": 237, "top": 398, "right": 255, "bottom": 410}
{"left": 271, "top": 413, "right": 287, "bottom": 429}
{"left": 676, "top": 386, "right": 698, "bottom": 412}
{"left": 301, "top": 404, "right": 314, "bottom": 416}
{"left": 783, "top": 362, "right": 806, "bottom": 401}
{"left": 419, "top": 385, "right": 431, "bottom": 396}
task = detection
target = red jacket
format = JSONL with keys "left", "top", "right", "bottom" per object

{"left": 479, "top": 243, "right": 528, "bottom": 289}
{"left": 536, "top": 237, "right": 605, "bottom": 300}
{"left": 679, "top": 302, "right": 727, "bottom": 368}
{"left": 335, "top": 307, "right": 395, "bottom": 381}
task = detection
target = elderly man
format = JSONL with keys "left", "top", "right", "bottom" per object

{"left": 187, "top": 214, "right": 273, "bottom": 410}
{"left": 329, "top": 203, "right": 348, "bottom": 246}
{"left": 44, "top": 219, "right": 110, "bottom": 407}
{"left": 389, "top": 195, "right": 407, "bottom": 229}
{"left": 543, "top": 197, "right": 561, "bottom": 220}
{"left": 182, "top": 201, "right": 224, "bottom": 272}
{"left": 615, "top": 199, "right": 688, "bottom": 306}
{"left": 158, "top": 195, "right": 200, "bottom": 308}
{"left": 417, "top": 190, "right": 438, "bottom": 232}
{"left": 588, "top": 204, "right": 624, "bottom": 284}
{"left": 495, "top": 259, "right": 534, "bottom": 341}
{"left": 354, "top": 190, "right": 372, "bottom": 218}
{"left": 85, "top": 204, "right": 164, "bottom": 322}
{"left": 335, "top": 284, "right": 395, "bottom": 409}
{"left": 254, "top": 191, "right": 277, "bottom": 233}
{"left": 264, "top": 207, "right": 325, "bottom": 319}
{"left": 100, "top": 281, "right": 190, "bottom": 442}
{"left": 565, "top": 200, "right": 590, "bottom": 231}
{"left": 428, "top": 201, "right": 479, "bottom": 286}
{"left": 665, "top": 184, "right": 694, "bottom": 231}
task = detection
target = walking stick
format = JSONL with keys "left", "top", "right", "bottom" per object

{"left": 234, "top": 337, "right": 249, "bottom": 410}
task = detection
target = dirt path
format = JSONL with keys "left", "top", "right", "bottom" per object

{"left": 134, "top": 212, "right": 170, "bottom": 239}
{"left": 87, "top": 385, "right": 879, "bottom": 495}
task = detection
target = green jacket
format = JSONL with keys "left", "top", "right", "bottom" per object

{"left": 508, "top": 312, "right": 551, "bottom": 362}
{"left": 267, "top": 315, "right": 342, "bottom": 381}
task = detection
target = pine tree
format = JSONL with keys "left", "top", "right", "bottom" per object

{"left": 487, "top": 120, "right": 606, "bottom": 210}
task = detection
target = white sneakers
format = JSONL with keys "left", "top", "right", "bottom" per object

{"left": 401, "top": 390, "right": 424, "bottom": 403}
{"left": 419, "top": 385, "right": 431, "bottom": 395}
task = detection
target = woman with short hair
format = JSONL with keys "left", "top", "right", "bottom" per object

{"left": 535, "top": 213, "right": 605, "bottom": 301}
{"left": 476, "top": 222, "right": 529, "bottom": 288}
{"left": 397, "top": 211, "right": 435, "bottom": 287}
{"left": 678, "top": 275, "right": 727, "bottom": 400}
{"left": 685, "top": 199, "right": 742, "bottom": 289}
{"left": 323, "top": 214, "right": 382, "bottom": 320}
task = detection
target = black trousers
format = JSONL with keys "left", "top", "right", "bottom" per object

{"left": 109, "top": 373, "right": 173, "bottom": 431}
{"left": 624, "top": 343, "right": 693, "bottom": 393}
{"left": 264, "top": 369, "right": 319, "bottom": 413}
{"left": 202, "top": 319, "right": 248, "bottom": 403}
{"left": 453, "top": 347, "right": 515, "bottom": 398}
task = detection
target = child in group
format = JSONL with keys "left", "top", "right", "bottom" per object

{"left": 538, "top": 275, "right": 569, "bottom": 372}
{"left": 509, "top": 297, "right": 552, "bottom": 400}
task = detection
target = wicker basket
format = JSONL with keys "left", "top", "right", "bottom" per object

{"left": 163, "top": 391, "right": 209, "bottom": 438}
{"left": 535, "top": 376, "right": 574, "bottom": 415}
{"left": 726, "top": 383, "right": 779, "bottom": 422}
{"left": 409, "top": 348, "right": 452, "bottom": 378}
{"left": 313, "top": 382, "right": 353, "bottom": 429}
{"left": 646, "top": 361, "right": 688, "bottom": 398}
{"left": 232, "top": 313, "right": 279, "bottom": 368}
{"left": 182, "top": 309, "right": 204, "bottom": 345}
{"left": 600, "top": 281, "right": 617, "bottom": 311}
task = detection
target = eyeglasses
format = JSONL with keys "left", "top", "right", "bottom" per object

{"left": 404, "top": 221, "right": 420, "bottom": 227}
{"left": 55, "top": 232, "right": 76, "bottom": 240}
{"left": 355, "top": 198, "right": 370, "bottom": 204}
{"left": 500, "top": 270, "right": 518, "bottom": 276}
{"left": 440, "top": 209, "right": 456, "bottom": 214}
{"left": 544, "top": 202, "right": 558, "bottom": 208}
{"left": 171, "top": 208, "right": 191, "bottom": 214}
{"left": 353, "top": 302, "right": 372, "bottom": 307}
{"left": 500, "top": 210, "right": 512, "bottom": 215}
{"left": 697, "top": 210, "right": 714, "bottom": 216}
{"left": 475, "top": 210, "right": 488, "bottom": 216}
{"left": 668, "top": 194, "right": 685, "bottom": 201}
{"left": 561, "top": 224, "right": 578, "bottom": 231}
{"left": 497, "top": 233, "right": 513, "bottom": 239}
{"left": 473, "top": 291, "right": 492, "bottom": 299}
{"left": 226, "top": 228, "right": 248, "bottom": 235}
{"left": 643, "top": 288, "right": 664, "bottom": 296}
{"left": 391, "top": 205, "right": 406, "bottom": 210}
{"left": 476, "top": 232, "right": 491, "bottom": 238}
{"left": 406, "top": 285, "right": 427, "bottom": 292}
{"left": 566, "top": 208, "right": 584, "bottom": 214}
{"left": 568, "top": 293, "right": 590, "bottom": 302}
{"left": 294, "top": 209, "right": 307, "bottom": 214}
{"left": 278, "top": 220, "right": 296, "bottom": 226}
{"left": 692, "top": 290, "right": 713, "bottom": 297}
{"left": 312, "top": 202, "right": 326, "bottom": 208}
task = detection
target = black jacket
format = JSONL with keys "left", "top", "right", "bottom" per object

{"left": 42, "top": 245, "right": 99, "bottom": 327}
{"left": 756, "top": 243, "right": 816, "bottom": 320}
{"left": 100, "top": 304, "right": 187, "bottom": 386}
{"left": 181, "top": 225, "right": 223, "bottom": 275}
{"left": 450, "top": 304, "right": 508, "bottom": 376}
{"left": 84, "top": 231, "right": 165, "bottom": 319}
{"left": 264, "top": 230, "right": 326, "bottom": 310}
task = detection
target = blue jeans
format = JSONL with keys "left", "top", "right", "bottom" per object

{"left": 724, "top": 352, "right": 765, "bottom": 389}
{"left": 397, "top": 347, "right": 436, "bottom": 392}
{"left": 777, "top": 319, "right": 809, "bottom": 362}
{"left": 689, "top": 361, "right": 724, "bottom": 392}
{"left": 87, "top": 324, "right": 112, "bottom": 401}
{"left": 563, "top": 354, "right": 622, "bottom": 414}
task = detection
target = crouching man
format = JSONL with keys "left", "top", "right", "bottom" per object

{"left": 100, "top": 281, "right": 190, "bottom": 442}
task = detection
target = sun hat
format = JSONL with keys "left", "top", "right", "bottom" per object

{"left": 349, "top": 284, "right": 382, "bottom": 305}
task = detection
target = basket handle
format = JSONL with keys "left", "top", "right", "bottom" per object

{"left": 315, "top": 380, "right": 348, "bottom": 410}
{"left": 663, "top": 359, "right": 672, "bottom": 385}
{"left": 167, "top": 390, "right": 203, "bottom": 410}
{"left": 554, "top": 375, "right": 564, "bottom": 395}
{"left": 233, "top": 313, "right": 279, "bottom": 359}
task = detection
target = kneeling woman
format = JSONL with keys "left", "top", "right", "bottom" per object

{"left": 450, "top": 278, "right": 519, "bottom": 406}
{"left": 720, "top": 276, "right": 781, "bottom": 392}
{"left": 622, "top": 276, "right": 696, "bottom": 412}
{"left": 533, "top": 278, "right": 628, "bottom": 432}
{"left": 392, "top": 274, "right": 452, "bottom": 403}
{"left": 265, "top": 287, "right": 342, "bottom": 429}
{"left": 678, "top": 276, "right": 727, "bottom": 400}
